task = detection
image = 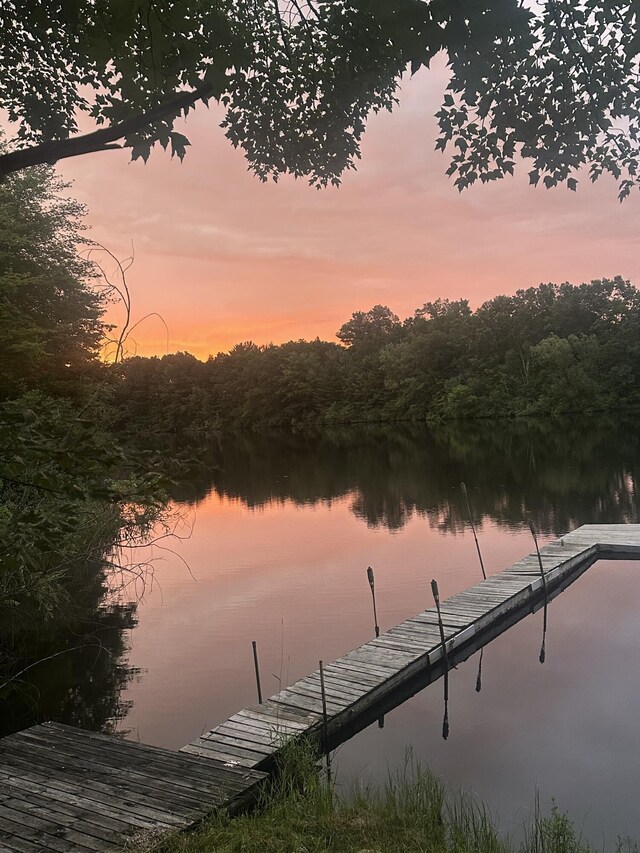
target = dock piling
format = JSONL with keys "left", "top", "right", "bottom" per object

{"left": 319, "top": 660, "right": 332, "bottom": 781}
{"left": 431, "top": 579, "right": 451, "bottom": 739}
{"left": 367, "top": 566, "right": 380, "bottom": 638}
{"left": 461, "top": 482, "right": 487, "bottom": 580}
{"left": 251, "top": 640, "right": 263, "bottom": 704}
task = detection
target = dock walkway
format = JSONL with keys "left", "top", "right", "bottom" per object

{"left": 0, "top": 723, "right": 265, "bottom": 851}
{"left": 181, "top": 524, "right": 640, "bottom": 769}
{"left": 2, "top": 524, "right": 640, "bottom": 851}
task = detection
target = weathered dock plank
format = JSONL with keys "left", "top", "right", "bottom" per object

{"left": 0, "top": 723, "right": 266, "bottom": 852}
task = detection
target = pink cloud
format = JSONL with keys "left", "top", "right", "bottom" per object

{"left": 57, "top": 64, "right": 640, "bottom": 360}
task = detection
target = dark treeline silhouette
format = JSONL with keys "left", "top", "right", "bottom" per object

{"left": 162, "top": 416, "right": 640, "bottom": 537}
{"left": 112, "top": 277, "right": 640, "bottom": 434}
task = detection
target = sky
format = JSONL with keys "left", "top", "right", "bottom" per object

{"left": 58, "top": 61, "right": 640, "bottom": 361}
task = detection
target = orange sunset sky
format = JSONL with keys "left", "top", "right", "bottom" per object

{"left": 58, "top": 60, "right": 640, "bottom": 361}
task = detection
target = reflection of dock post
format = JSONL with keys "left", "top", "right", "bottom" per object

{"left": 475, "top": 647, "right": 483, "bottom": 692}
{"left": 431, "top": 579, "right": 450, "bottom": 739}
{"left": 367, "top": 566, "right": 380, "bottom": 638}
{"left": 251, "top": 640, "right": 263, "bottom": 703}
{"left": 529, "top": 521, "right": 549, "bottom": 663}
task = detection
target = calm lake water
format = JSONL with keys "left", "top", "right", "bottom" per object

{"left": 5, "top": 417, "right": 640, "bottom": 845}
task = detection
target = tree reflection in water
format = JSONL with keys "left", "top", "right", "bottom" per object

{"left": 0, "top": 557, "right": 138, "bottom": 738}
{"left": 171, "top": 415, "right": 640, "bottom": 537}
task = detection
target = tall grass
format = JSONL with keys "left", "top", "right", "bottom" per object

{"left": 135, "top": 742, "right": 635, "bottom": 853}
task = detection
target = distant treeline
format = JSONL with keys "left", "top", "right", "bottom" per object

{"left": 112, "top": 277, "right": 640, "bottom": 434}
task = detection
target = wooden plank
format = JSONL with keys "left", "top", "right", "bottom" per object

{"left": 277, "top": 684, "right": 350, "bottom": 712}
{"left": 226, "top": 712, "right": 304, "bottom": 735}
{"left": 0, "top": 812, "right": 109, "bottom": 853}
{"left": 301, "top": 675, "right": 367, "bottom": 703}
{"left": 330, "top": 658, "right": 395, "bottom": 680}
{"left": 43, "top": 723, "right": 264, "bottom": 788}
{"left": 324, "top": 661, "right": 385, "bottom": 686}
{"left": 0, "top": 756, "right": 184, "bottom": 827}
{"left": 0, "top": 805, "right": 111, "bottom": 853}
{"left": 345, "top": 644, "right": 419, "bottom": 665}
{"left": 187, "top": 736, "right": 267, "bottom": 763}
{"left": 180, "top": 742, "right": 260, "bottom": 768}
{"left": 0, "top": 797, "right": 122, "bottom": 847}
{"left": 0, "top": 786, "right": 140, "bottom": 836}
{"left": 214, "top": 720, "right": 291, "bottom": 746}
{"left": 305, "top": 670, "right": 375, "bottom": 696}
{"left": 199, "top": 731, "right": 275, "bottom": 757}
{"left": 249, "top": 700, "right": 320, "bottom": 725}
{"left": 231, "top": 707, "right": 315, "bottom": 732}
{"left": 410, "top": 612, "right": 470, "bottom": 628}
{"left": 2, "top": 736, "right": 213, "bottom": 814}
{"left": 370, "top": 633, "right": 433, "bottom": 652}
{"left": 11, "top": 729, "right": 238, "bottom": 801}
{"left": 44, "top": 722, "right": 261, "bottom": 782}
{"left": 30, "top": 729, "right": 248, "bottom": 795}
{"left": 390, "top": 622, "right": 446, "bottom": 641}
{"left": 0, "top": 774, "right": 160, "bottom": 832}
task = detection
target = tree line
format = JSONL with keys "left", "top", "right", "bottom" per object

{"left": 112, "top": 277, "right": 640, "bottom": 435}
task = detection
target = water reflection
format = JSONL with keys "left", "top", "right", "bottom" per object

{"left": 0, "top": 560, "right": 138, "bottom": 738}
{"left": 174, "top": 416, "right": 640, "bottom": 536}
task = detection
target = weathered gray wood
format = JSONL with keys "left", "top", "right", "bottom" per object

{"left": 0, "top": 723, "right": 266, "bottom": 853}
{"left": 2, "top": 738, "right": 213, "bottom": 814}
{"left": 0, "top": 806, "right": 111, "bottom": 853}
{"left": 11, "top": 730, "right": 231, "bottom": 806}
{"left": 0, "top": 797, "right": 118, "bottom": 850}
{"left": 33, "top": 726, "right": 249, "bottom": 794}
{"left": 0, "top": 788, "right": 139, "bottom": 835}
{"left": 179, "top": 743, "right": 258, "bottom": 768}
{"left": 44, "top": 722, "right": 260, "bottom": 787}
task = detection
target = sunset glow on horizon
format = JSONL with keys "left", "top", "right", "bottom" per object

{"left": 60, "top": 63, "right": 640, "bottom": 361}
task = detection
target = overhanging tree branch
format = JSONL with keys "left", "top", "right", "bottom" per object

{"left": 0, "top": 80, "right": 217, "bottom": 179}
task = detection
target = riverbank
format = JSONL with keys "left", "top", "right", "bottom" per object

{"left": 136, "top": 746, "right": 625, "bottom": 853}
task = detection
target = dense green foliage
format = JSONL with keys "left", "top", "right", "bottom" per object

{"left": 112, "top": 277, "right": 640, "bottom": 434}
{"left": 0, "top": 165, "right": 166, "bottom": 632}
{"left": 2, "top": 3, "right": 640, "bottom": 198}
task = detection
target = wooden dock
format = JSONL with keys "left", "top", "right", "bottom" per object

{"left": 0, "top": 722, "right": 266, "bottom": 851}
{"left": 181, "top": 524, "right": 640, "bottom": 769}
{"left": 2, "top": 523, "right": 640, "bottom": 851}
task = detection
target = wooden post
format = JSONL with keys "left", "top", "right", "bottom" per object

{"left": 431, "top": 579, "right": 448, "bottom": 668}
{"left": 367, "top": 566, "right": 380, "bottom": 638}
{"left": 461, "top": 482, "right": 487, "bottom": 580}
{"left": 251, "top": 640, "right": 263, "bottom": 704}
{"left": 529, "top": 521, "right": 548, "bottom": 599}
{"left": 319, "top": 660, "right": 332, "bottom": 781}
{"left": 367, "top": 567, "right": 385, "bottom": 728}
{"left": 431, "top": 579, "right": 450, "bottom": 740}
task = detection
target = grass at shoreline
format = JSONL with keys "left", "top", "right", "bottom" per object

{"left": 135, "top": 744, "right": 639, "bottom": 853}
